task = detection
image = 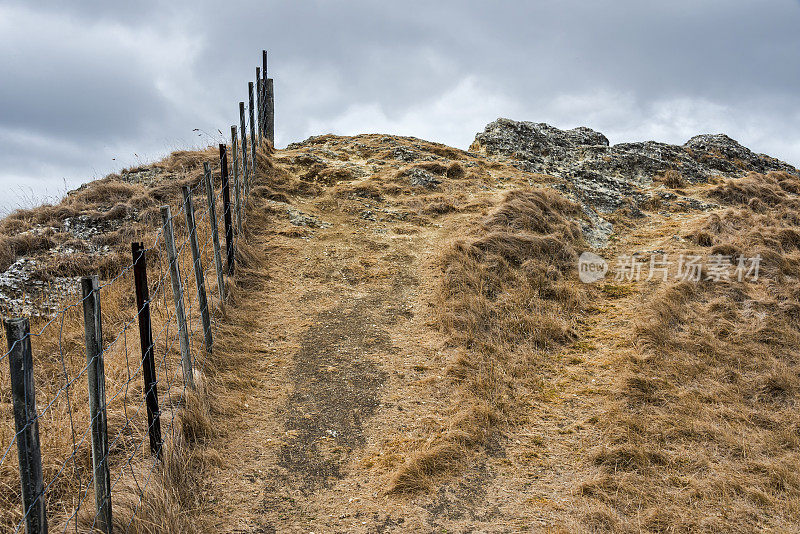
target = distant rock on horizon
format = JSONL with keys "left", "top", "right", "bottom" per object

{"left": 470, "top": 118, "right": 798, "bottom": 213}
{"left": 469, "top": 118, "right": 799, "bottom": 246}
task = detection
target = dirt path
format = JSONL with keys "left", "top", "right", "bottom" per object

{"left": 196, "top": 147, "right": 711, "bottom": 532}
{"left": 199, "top": 173, "right": 450, "bottom": 532}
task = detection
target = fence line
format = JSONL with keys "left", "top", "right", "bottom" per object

{"left": 0, "top": 49, "right": 274, "bottom": 533}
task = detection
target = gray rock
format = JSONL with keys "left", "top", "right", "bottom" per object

{"left": 287, "top": 208, "right": 331, "bottom": 229}
{"left": 580, "top": 207, "right": 614, "bottom": 249}
{"left": 0, "top": 256, "right": 79, "bottom": 316}
{"left": 406, "top": 168, "right": 441, "bottom": 189}
{"left": 393, "top": 147, "right": 420, "bottom": 162}
{"left": 473, "top": 119, "right": 799, "bottom": 210}
{"left": 472, "top": 118, "right": 800, "bottom": 246}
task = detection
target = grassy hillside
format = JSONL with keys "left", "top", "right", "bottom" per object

{"left": 1, "top": 131, "right": 800, "bottom": 532}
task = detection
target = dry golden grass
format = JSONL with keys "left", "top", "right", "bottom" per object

{"left": 0, "top": 149, "right": 222, "bottom": 283}
{"left": 656, "top": 169, "right": 686, "bottom": 189}
{"left": 5, "top": 129, "right": 800, "bottom": 531}
{"left": 0, "top": 142, "right": 270, "bottom": 532}
{"left": 388, "top": 188, "right": 590, "bottom": 492}
{"left": 583, "top": 172, "right": 800, "bottom": 531}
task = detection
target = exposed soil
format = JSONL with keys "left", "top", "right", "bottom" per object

{"left": 277, "top": 295, "right": 392, "bottom": 489}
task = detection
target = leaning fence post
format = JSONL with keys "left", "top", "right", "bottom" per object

{"left": 203, "top": 163, "right": 226, "bottom": 302}
{"left": 159, "top": 206, "right": 195, "bottom": 390}
{"left": 238, "top": 102, "right": 250, "bottom": 201}
{"left": 182, "top": 186, "right": 213, "bottom": 354}
{"left": 5, "top": 317, "right": 47, "bottom": 534}
{"left": 231, "top": 126, "right": 242, "bottom": 234}
{"left": 131, "top": 243, "right": 162, "bottom": 458}
{"left": 220, "top": 144, "right": 235, "bottom": 276}
{"left": 256, "top": 69, "right": 263, "bottom": 146}
{"left": 266, "top": 77, "right": 275, "bottom": 146}
{"left": 248, "top": 81, "right": 258, "bottom": 179}
{"left": 81, "top": 276, "right": 112, "bottom": 533}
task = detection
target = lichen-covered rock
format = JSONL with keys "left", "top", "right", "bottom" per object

{"left": 472, "top": 119, "right": 799, "bottom": 213}
{"left": 471, "top": 118, "right": 799, "bottom": 247}
{"left": 472, "top": 118, "right": 609, "bottom": 159}
{"left": 405, "top": 168, "right": 441, "bottom": 189}
{"left": 683, "top": 134, "right": 798, "bottom": 176}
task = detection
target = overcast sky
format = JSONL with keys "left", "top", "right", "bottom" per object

{"left": 2, "top": 0, "right": 799, "bottom": 213}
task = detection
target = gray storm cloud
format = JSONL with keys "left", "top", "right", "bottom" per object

{"left": 1, "top": 0, "right": 799, "bottom": 212}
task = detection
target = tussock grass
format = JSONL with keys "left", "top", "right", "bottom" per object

{"left": 587, "top": 172, "right": 800, "bottom": 531}
{"left": 388, "top": 188, "right": 588, "bottom": 492}
{"left": 445, "top": 162, "right": 466, "bottom": 179}
{"left": 656, "top": 169, "right": 686, "bottom": 189}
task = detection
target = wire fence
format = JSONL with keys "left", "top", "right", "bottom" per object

{"left": 0, "top": 50, "right": 274, "bottom": 533}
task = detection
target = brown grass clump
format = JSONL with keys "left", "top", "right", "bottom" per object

{"left": 423, "top": 143, "right": 465, "bottom": 160}
{"left": 333, "top": 182, "right": 384, "bottom": 202}
{"left": 446, "top": 162, "right": 466, "bottom": 179}
{"left": 656, "top": 169, "right": 685, "bottom": 189}
{"left": 0, "top": 232, "right": 56, "bottom": 271}
{"left": 160, "top": 147, "right": 218, "bottom": 174}
{"left": 708, "top": 170, "right": 798, "bottom": 207}
{"left": 315, "top": 166, "right": 355, "bottom": 186}
{"left": 414, "top": 161, "right": 449, "bottom": 175}
{"left": 388, "top": 188, "right": 588, "bottom": 492}
{"left": 256, "top": 148, "right": 321, "bottom": 198}
{"left": 66, "top": 179, "right": 143, "bottom": 208}
{"left": 0, "top": 147, "right": 222, "bottom": 288}
{"left": 687, "top": 174, "right": 800, "bottom": 279}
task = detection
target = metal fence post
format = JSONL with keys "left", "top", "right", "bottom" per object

{"left": 203, "top": 163, "right": 226, "bottom": 302}
{"left": 231, "top": 126, "right": 242, "bottom": 235}
{"left": 266, "top": 77, "right": 275, "bottom": 146}
{"left": 131, "top": 243, "right": 162, "bottom": 458}
{"left": 182, "top": 186, "right": 213, "bottom": 354}
{"left": 159, "top": 206, "right": 195, "bottom": 390}
{"left": 81, "top": 276, "right": 112, "bottom": 533}
{"left": 238, "top": 102, "right": 250, "bottom": 201}
{"left": 248, "top": 81, "right": 257, "bottom": 179}
{"left": 5, "top": 317, "right": 48, "bottom": 534}
{"left": 220, "top": 144, "right": 235, "bottom": 276}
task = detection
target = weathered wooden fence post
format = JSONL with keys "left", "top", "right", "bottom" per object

{"left": 266, "top": 77, "right": 275, "bottom": 145}
{"left": 182, "top": 186, "right": 213, "bottom": 354}
{"left": 238, "top": 102, "right": 250, "bottom": 200}
{"left": 5, "top": 317, "right": 48, "bottom": 534}
{"left": 159, "top": 206, "right": 195, "bottom": 390}
{"left": 231, "top": 126, "right": 243, "bottom": 234}
{"left": 262, "top": 50, "right": 268, "bottom": 137}
{"left": 256, "top": 68, "right": 263, "bottom": 146}
{"left": 203, "top": 162, "right": 226, "bottom": 302}
{"left": 131, "top": 243, "right": 162, "bottom": 457}
{"left": 248, "top": 81, "right": 257, "bottom": 179}
{"left": 81, "top": 275, "right": 112, "bottom": 533}
{"left": 220, "top": 144, "right": 235, "bottom": 276}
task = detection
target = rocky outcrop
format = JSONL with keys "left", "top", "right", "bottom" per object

{"left": 471, "top": 118, "right": 799, "bottom": 214}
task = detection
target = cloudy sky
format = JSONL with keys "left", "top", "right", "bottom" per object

{"left": 2, "top": 0, "right": 799, "bottom": 213}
